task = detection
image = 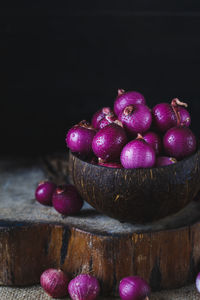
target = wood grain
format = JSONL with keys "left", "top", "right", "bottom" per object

{"left": 0, "top": 157, "right": 200, "bottom": 295}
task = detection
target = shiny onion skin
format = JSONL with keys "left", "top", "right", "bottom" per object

{"left": 120, "top": 138, "right": 156, "bottom": 169}
{"left": 163, "top": 126, "right": 196, "bottom": 160}
{"left": 143, "top": 131, "right": 162, "bottom": 155}
{"left": 179, "top": 106, "right": 191, "bottom": 127}
{"left": 66, "top": 120, "right": 96, "bottom": 157}
{"left": 118, "top": 104, "right": 152, "bottom": 136}
{"left": 91, "top": 107, "right": 112, "bottom": 129}
{"left": 92, "top": 123, "right": 127, "bottom": 161}
{"left": 152, "top": 103, "right": 176, "bottom": 132}
{"left": 152, "top": 98, "right": 191, "bottom": 132}
{"left": 119, "top": 276, "right": 150, "bottom": 300}
{"left": 40, "top": 269, "right": 70, "bottom": 298}
{"left": 52, "top": 185, "right": 83, "bottom": 215}
{"left": 35, "top": 181, "right": 56, "bottom": 206}
{"left": 114, "top": 89, "right": 146, "bottom": 116}
{"left": 68, "top": 274, "right": 100, "bottom": 300}
{"left": 155, "top": 156, "right": 177, "bottom": 167}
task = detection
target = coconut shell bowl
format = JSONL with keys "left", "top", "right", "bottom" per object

{"left": 69, "top": 146, "right": 200, "bottom": 223}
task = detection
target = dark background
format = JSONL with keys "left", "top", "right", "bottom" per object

{"left": 2, "top": 1, "right": 200, "bottom": 156}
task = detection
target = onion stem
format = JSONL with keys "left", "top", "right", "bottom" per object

{"left": 118, "top": 89, "right": 125, "bottom": 96}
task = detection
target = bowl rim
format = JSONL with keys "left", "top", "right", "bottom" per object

{"left": 69, "top": 141, "right": 200, "bottom": 172}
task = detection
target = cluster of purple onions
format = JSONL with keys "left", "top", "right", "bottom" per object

{"left": 40, "top": 270, "right": 100, "bottom": 299}
{"left": 66, "top": 89, "right": 197, "bottom": 169}
{"left": 40, "top": 268, "right": 151, "bottom": 300}
{"left": 35, "top": 181, "right": 83, "bottom": 215}
{"left": 39, "top": 268, "right": 200, "bottom": 299}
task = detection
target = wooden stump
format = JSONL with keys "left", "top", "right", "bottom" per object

{"left": 0, "top": 157, "right": 200, "bottom": 295}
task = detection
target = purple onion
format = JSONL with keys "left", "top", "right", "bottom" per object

{"left": 118, "top": 104, "right": 152, "bottom": 136}
{"left": 52, "top": 185, "right": 83, "bottom": 215}
{"left": 155, "top": 156, "right": 177, "bottom": 167}
{"left": 92, "top": 123, "right": 127, "bottom": 161}
{"left": 179, "top": 107, "right": 191, "bottom": 127}
{"left": 91, "top": 107, "right": 112, "bottom": 129}
{"left": 66, "top": 120, "right": 96, "bottom": 157}
{"left": 143, "top": 131, "right": 162, "bottom": 155}
{"left": 40, "top": 269, "right": 70, "bottom": 298}
{"left": 152, "top": 103, "right": 176, "bottom": 132}
{"left": 114, "top": 89, "right": 146, "bottom": 116}
{"left": 171, "top": 98, "right": 191, "bottom": 127}
{"left": 120, "top": 137, "right": 156, "bottom": 169}
{"left": 152, "top": 98, "right": 191, "bottom": 132}
{"left": 98, "top": 112, "right": 118, "bottom": 129}
{"left": 35, "top": 181, "right": 56, "bottom": 206}
{"left": 196, "top": 272, "right": 200, "bottom": 293}
{"left": 163, "top": 126, "right": 196, "bottom": 160}
{"left": 68, "top": 274, "right": 100, "bottom": 300}
{"left": 119, "top": 276, "right": 150, "bottom": 300}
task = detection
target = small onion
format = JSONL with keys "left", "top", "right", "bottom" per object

{"left": 114, "top": 89, "right": 146, "bottom": 116}
{"left": 35, "top": 181, "right": 56, "bottom": 206}
{"left": 171, "top": 98, "right": 191, "bottom": 127}
{"left": 91, "top": 107, "right": 112, "bottom": 129}
{"left": 120, "top": 136, "right": 156, "bottom": 169}
{"left": 152, "top": 103, "right": 176, "bottom": 132}
{"left": 68, "top": 274, "right": 100, "bottom": 300}
{"left": 66, "top": 120, "right": 96, "bottom": 157}
{"left": 143, "top": 131, "right": 162, "bottom": 155}
{"left": 196, "top": 272, "right": 200, "bottom": 293}
{"left": 163, "top": 126, "right": 196, "bottom": 160}
{"left": 155, "top": 156, "right": 177, "bottom": 167}
{"left": 40, "top": 268, "right": 70, "bottom": 298}
{"left": 179, "top": 106, "right": 191, "bottom": 127}
{"left": 52, "top": 185, "right": 83, "bottom": 215}
{"left": 152, "top": 98, "right": 191, "bottom": 132}
{"left": 118, "top": 104, "right": 152, "bottom": 136}
{"left": 119, "top": 276, "right": 150, "bottom": 300}
{"left": 92, "top": 123, "right": 127, "bottom": 161}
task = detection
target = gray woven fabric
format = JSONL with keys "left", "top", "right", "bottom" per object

{"left": 0, "top": 284, "right": 198, "bottom": 300}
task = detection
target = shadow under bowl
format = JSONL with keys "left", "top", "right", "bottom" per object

{"left": 68, "top": 147, "right": 200, "bottom": 223}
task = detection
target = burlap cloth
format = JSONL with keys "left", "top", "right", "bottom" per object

{"left": 0, "top": 284, "right": 198, "bottom": 300}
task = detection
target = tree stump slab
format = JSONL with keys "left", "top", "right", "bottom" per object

{"left": 0, "top": 157, "right": 200, "bottom": 295}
